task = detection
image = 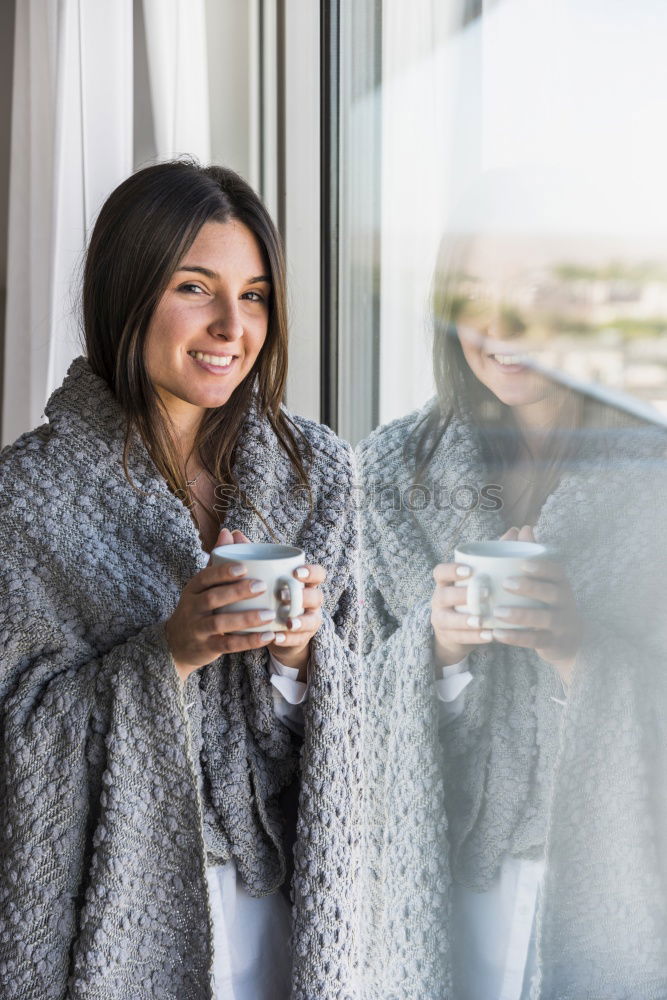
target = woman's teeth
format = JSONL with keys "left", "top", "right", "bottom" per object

{"left": 189, "top": 351, "right": 233, "bottom": 367}
{"left": 490, "top": 353, "right": 527, "bottom": 367}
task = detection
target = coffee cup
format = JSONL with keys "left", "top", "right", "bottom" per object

{"left": 453, "top": 540, "right": 552, "bottom": 630}
{"left": 210, "top": 543, "right": 306, "bottom": 633}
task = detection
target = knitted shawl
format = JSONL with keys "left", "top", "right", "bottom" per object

{"left": 0, "top": 356, "right": 361, "bottom": 1000}
{"left": 358, "top": 401, "right": 667, "bottom": 1000}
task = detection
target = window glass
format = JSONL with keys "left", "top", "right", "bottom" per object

{"left": 340, "top": 0, "right": 667, "bottom": 435}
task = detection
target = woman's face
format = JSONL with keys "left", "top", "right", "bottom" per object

{"left": 451, "top": 238, "right": 553, "bottom": 410}
{"left": 145, "top": 219, "right": 271, "bottom": 423}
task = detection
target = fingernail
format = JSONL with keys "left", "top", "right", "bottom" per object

{"left": 295, "top": 567, "right": 309, "bottom": 579}
{"left": 260, "top": 631, "right": 275, "bottom": 641}
{"left": 250, "top": 580, "right": 267, "bottom": 594}
{"left": 274, "top": 633, "right": 286, "bottom": 643}
{"left": 230, "top": 564, "right": 247, "bottom": 577}
{"left": 456, "top": 566, "right": 471, "bottom": 578}
{"left": 280, "top": 587, "right": 290, "bottom": 602}
{"left": 288, "top": 618, "right": 302, "bottom": 630}
{"left": 503, "top": 578, "right": 520, "bottom": 591}
{"left": 259, "top": 610, "right": 276, "bottom": 622}
{"left": 467, "top": 615, "right": 481, "bottom": 628}
{"left": 494, "top": 608, "right": 513, "bottom": 619}
{"left": 480, "top": 630, "right": 493, "bottom": 641}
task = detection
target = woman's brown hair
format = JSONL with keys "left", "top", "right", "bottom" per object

{"left": 82, "top": 160, "right": 311, "bottom": 536}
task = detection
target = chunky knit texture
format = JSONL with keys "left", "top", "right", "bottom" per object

{"left": 358, "top": 400, "right": 667, "bottom": 1000}
{"left": 0, "top": 356, "right": 361, "bottom": 1000}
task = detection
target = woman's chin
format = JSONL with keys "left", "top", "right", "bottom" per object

{"left": 491, "top": 384, "right": 552, "bottom": 409}
{"left": 481, "top": 370, "right": 552, "bottom": 409}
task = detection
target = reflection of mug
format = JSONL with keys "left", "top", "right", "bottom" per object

{"left": 210, "top": 543, "right": 305, "bottom": 633}
{"left": 454, "top": 540, "right": 552, "bottom": 630}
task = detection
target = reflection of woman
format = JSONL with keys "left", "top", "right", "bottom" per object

{"left": 0, "top": 163, "right": 359, "bottom": 999}
{"left": 359, "top": 236, "right": 667, "bottom": 999}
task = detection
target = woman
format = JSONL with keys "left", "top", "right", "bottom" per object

{"left": 0, "top": 162, "right": 360, "bottom": 999}
{"left": 358, "top": 232, "right": 667, "bottom": 999}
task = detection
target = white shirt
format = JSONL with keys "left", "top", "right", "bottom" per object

{"left": 437, "top": 660, "right": 565, "bottom": 1000}
{"left": 206, "top": 654, "right": 308, "bottom": 1000}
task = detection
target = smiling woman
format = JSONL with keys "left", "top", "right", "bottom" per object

{"left": 0, "top": 162, "right": 360, "bottom": 1000}
{"left": 82, "top": 162, "right": 306, "bottom": 559}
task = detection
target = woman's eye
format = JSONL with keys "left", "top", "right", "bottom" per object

{"left": 178, "top": 283, "right": 206, "bottom": 295}
{"left": 242, "top": 290, "right": 265, "bottom": 303}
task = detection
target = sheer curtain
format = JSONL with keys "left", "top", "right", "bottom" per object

{"left": 2, "top": 0, "right": 212, "bottom": 446}
{"left": 141, "top": 0, "right": 210, "bottom": 164}
{"left": 2, "top": 0, "right": 133, "bottom": 446}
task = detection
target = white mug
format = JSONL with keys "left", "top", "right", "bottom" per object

{"left": 210, "top": 543, "right": 305, "bottom": 633}
{"left": 453, "top": 540, "right": 552, "bottom": 630}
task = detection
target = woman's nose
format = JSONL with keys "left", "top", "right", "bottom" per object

{"left": 208, "top": 299, "right": 244, "bottom": 341}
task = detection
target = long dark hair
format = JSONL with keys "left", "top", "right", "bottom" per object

{"left": 82, "top": 160, "right": 311, "bottom": 535}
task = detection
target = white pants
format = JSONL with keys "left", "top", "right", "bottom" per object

{"left": 205, "top": 863, "right": 292, "bottom": 1000}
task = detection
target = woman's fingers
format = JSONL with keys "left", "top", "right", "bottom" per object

{"left": 492, "top": 606, "right": 557, "bottom": 631}
{"left": 293, "top": 563, "right": 326, "bottom": 585}
{"left": 278, "top": 584, "right": 323, "bottom": 609}
{"left": 196, "top": 579, "right": 267, "bottom": 612}
{"left": 298, "top": 587, "right": 323, "bottom": 611}
{"left": 517, "top": 525, "right": 535, "bottom": 542}
{"left": 193, "top": 561, "right": 253, "bottom": 592}
{"left": 433, "top": 582, "right": 484, "bottom": 611}
{"left": 207, "top": 527, "right": 251, "bottom": 564}
{"left": 432, "top": 607, "right": 485, "bottom": 631}
{"left": 281, "top": 611, "right": 322, "bottom": 639}
{"left": 501, "top": 576, "right": 561, "bottom": 606}
{"left": 439, "top": 630, "right": 493, "bottom": 646}
{"left": 431, "top": 606, "right": 493, "bottom": 644}
{"left": 209, "top": 608, "right": 282, "bottom": 635}
{"left": 208, "top": 630, "right": 278, "bottom": 656}
{"left": 433, "top": 562, "right": 471, "bottom": 586}
{"left": 517, "top": 558, "right": 565, "bottom": 583}
{"left": 500, "top": 526, "right": 520, "bottom": 541}
{"left": 492, "top": 627, "right": 553, "bottom": 649}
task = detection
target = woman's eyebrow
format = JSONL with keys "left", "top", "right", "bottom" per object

{"left": 176, "top": 265, "right": 271, "bottom": 284}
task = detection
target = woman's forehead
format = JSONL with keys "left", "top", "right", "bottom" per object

{"left": 178, "top": 219, "right": 269, "bottom": 277}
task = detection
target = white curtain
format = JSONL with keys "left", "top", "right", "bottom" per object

{"left": 3, "top": 0, "right": 133, "bottom": 446}
{"left": 2, "top": 0, "right": 213, "bottom": 447}
{"left": 141, "top": 0, "right": 210, "bottom": 162}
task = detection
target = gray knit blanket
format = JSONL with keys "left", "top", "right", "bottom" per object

{"left": 358, "top": 401, "right": 667, "bottom": 1000}
{"left": 0, "top": 356, "right": 361, "bottom": 1000}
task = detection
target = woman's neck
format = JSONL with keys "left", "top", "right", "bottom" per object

{"left": 511, "top": 396, "right": 565, "bottom": 459}
{"left": 155, "top": 386, "right": 205, "bottom": 470}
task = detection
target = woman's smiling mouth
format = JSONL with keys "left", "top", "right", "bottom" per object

{"left": 487, "top": 352, "right": 528, "bottom": 373}
{"left": 188, "top": 350, "right": 238, "bottom": 373}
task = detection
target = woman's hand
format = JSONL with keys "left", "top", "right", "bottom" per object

{"left": 269, "top": 563, "right": 327, "bottom": 681}
{"left": 431, "top": 527, "right": 525, "bottom": 668}
{"left": 165, "top": 527, "right": 283, "bottom": 684}
{"left": 431, "top": 566, "right": 495, "bottom": 668}
{"left": 491, "top": 525, "right": 582, "bottom": 686}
